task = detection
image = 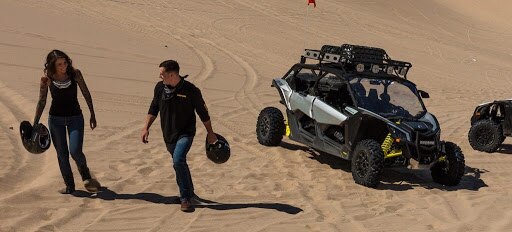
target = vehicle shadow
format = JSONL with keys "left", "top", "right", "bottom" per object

{"left": 72, "top": 188, "right": 302, "bottom": 214}
{"left": 377, "top": 166, "right": 488, "bottom": 191}
{"left": 281, "top": 141, "right": 488, "bottom": 191}
{"left": 496, "top": 144, "right": 512, "bottom": 154}
{"left": 279, "top": 140, "right": 312, "bottom": 153}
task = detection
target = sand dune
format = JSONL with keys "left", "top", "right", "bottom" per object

{"left": 1, "top": 0, "right": 512, "bottom": 231}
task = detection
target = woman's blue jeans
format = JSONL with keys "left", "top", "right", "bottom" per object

{"left": 48, "top": 114, "right": 91, "bottom": 187}
{"left": 166, "top": 136, "right": 194, "bottom": 200}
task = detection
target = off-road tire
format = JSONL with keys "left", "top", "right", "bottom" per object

{"left": 256, "top": 107, "right": 285, "bottom": 146}
{"left": 431, "top": 142, "right": 465, "bottom": 186}
{"left": 468, "top": 120, "right": 504, "bottom": 153}
{"left": 351, "top": 139, "right": 384, "bottom": 188}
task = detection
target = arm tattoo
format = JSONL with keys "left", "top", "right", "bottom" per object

{"left": 34, "top": 78, "right": 48, "bottom": 125}
{"left": 75, "top": 69, "right": 95, "bottom": 117}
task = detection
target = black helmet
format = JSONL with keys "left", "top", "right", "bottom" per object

{"left": 19, "top": 121, "right": 51, "bottom": 154}
{"left": 205, "top": 133, "right": 230, "bottom": 164}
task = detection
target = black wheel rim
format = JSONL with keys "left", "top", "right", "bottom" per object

{"left": 355, "top": 151, "right": 369, "bottom": 178}
{"left": 475, "top": 126, "right": 495, "bottom": 146}
{"left": 260, "top": 116, "right": 270, "bottom": 137}
{"left": 438, "top": 160, "right": 449, "bottom": 174}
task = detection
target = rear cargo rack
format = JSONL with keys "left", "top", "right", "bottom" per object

{"left": 301, "top": 44, "right": 412, "bottom": 79}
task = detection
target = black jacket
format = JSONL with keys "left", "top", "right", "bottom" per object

{"left": 148, "top": 79, "right": 210, "bottom": 144}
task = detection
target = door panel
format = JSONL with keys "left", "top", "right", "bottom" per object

{"left": 289, "top": 92, "right": 315, "bottom": 118}
{"left": 312, "top": 99, "right": 348, "bottom": 124}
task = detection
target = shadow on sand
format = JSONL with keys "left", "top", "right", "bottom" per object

{"left": 280, "top": 141, "right": 488, "bottom": 191}
{"left": 72, "top": 188, "right": 303, "bottom": 214}
{"left": 496, "top": 143, "right": 512, "bottom": 154}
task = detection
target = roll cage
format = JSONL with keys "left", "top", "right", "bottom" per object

{"left": 281, "top": 62, "right": 428, "bottom": 118}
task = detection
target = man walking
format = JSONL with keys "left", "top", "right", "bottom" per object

{"left": 141, "top": 60, "right": 217, "bottom": 212}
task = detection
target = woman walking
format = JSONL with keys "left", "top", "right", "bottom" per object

{"left": 33, "top": 49, "right": 100, "bottom": 194}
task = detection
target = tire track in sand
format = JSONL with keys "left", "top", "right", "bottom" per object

{"left": 198, "top": 38, "right": 261, "bottom": 116}
{"left": 0, "top": 80, "right": 48, "bottom": 199}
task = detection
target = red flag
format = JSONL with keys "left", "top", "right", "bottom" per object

{"left": 308, "top": 0, "right": 316, "bottom": 8}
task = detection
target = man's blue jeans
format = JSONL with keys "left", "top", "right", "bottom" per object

{"left": 48, "top": 114, "right": 91, "bottom": 187}
{"left": 166, "top": 136, "right": 194, "bottom": 200}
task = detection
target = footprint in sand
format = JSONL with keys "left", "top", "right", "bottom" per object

{"left": 137, "top": 166, "right": 155, "bottom": 176}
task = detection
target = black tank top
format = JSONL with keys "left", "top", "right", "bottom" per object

{"left": 49, "top": 77, "right": 82, "bottom": 116}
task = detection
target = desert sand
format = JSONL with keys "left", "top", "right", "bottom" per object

{"left": 1, "top": 0, "right": 511, "bottom": 231}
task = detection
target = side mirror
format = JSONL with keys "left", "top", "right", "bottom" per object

{"left": 418, "top": 90, "right": 430, "bottom": 99}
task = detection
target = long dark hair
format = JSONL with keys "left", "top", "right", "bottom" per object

{"left": 44, "top": 49, "right": 76, "bottom": 80}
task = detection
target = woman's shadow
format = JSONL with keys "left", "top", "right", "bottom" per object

{"left": 72, "top": 188, "right": 302, "bottom": 214}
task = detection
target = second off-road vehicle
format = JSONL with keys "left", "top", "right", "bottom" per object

{"left": 468, "top": 100, "right": 512, "bottom": 152}
{"left": 256, "top": 44, "right": 465, "bottom": 187}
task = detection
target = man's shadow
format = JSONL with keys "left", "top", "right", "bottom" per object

{"left": 279, "top": 141, "right": 488, "bottom": 191}
{"left": 72, "top": 188, "right": 302, "bottom": 214}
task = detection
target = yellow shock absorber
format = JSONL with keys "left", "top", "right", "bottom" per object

{"left": 285, "top": 120, "right": 291, "bottom": 137}
{"left": 381, "top": 133, "right": 394, "bottom": 155}
{"left": 381, "top": 133, "right": 403, "bottom": 159}
{"left": 386, "top": 149, "right": 403, "bottom": 158}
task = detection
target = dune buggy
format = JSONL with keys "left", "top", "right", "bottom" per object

{"left": 468, "top": 100, "right": 512, "bottom": 152}
{"left": 256, "top": 44, "right": 465, "bottom": 187}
